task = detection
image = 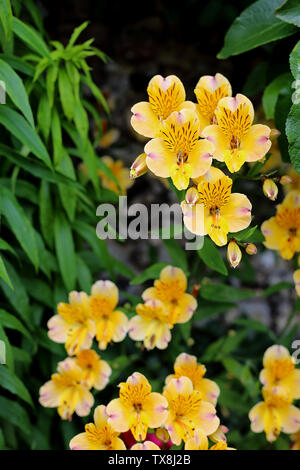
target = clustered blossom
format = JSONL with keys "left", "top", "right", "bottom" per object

{"left": 129, "top": 73, "right": 273, "bottom": 250}
{"left": 69, "top": 354, "right": 235, "bottom": 450}
{"left": 249, "top": 345, "right": 300, "bottom": 443}
{"left": 128, "top": 266, "right": 197, "bottom": 350}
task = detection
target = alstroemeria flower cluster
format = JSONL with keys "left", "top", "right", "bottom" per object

{"left": 249, "top": 345, "right": 300, "bottom": 442}
{"left": 39, "top": 351, "right": 111, "bottom": 420}
{"left": 69, "top": 355, "right": 235, "bottom": 450}
{"left": 131, "top": 73, "right": 271, "bottom": 188}
{"left": 128, "top": 266, "right": 197, "bottom": 349}
{"left": 129, "top": 74, "right": 270, "bottom": 248}
{"left": 48, "top": 281, "right": 128, "bottom": 354}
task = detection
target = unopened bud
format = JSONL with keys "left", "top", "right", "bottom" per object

{"left": 209, "top": 425, "right": 229, "bottom": 443}
{"left": 263, "top": 178, "right": 278, "bottom": 201}
{"left": 185, "top": 186, "right": 199, "bottom": 205}
{"left": 279, "top": 175, "right": 293, "bottom": 185}
{"left": 130, "top": 153, "right": 147, "bottom": 179}
{"left": 270, "top": 128, "right": 281, "bottom": 138}
{"left": 227, "top": 240, "right": 242, "bottom": 269}
{"left": 245, "top": 243, "right": 257, "bottom": 255}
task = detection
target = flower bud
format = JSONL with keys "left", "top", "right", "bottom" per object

{"left": 279, "top": 175, "right": 293, "bottom": 185}
{"left": 227, "top": 240, "right": 242, "bottom": 269}
{"left": 270, "top": 128, "right": 281, "bottom": 138}
{"left": 245, "top": 243, "right": 257, "bottom": 255}
{"left": 130, "top": 153, "right": 147, "bottom": 179}
{"left": 185, "top": 186, "right": 199, "bottom": 206}
{"left": 209, "top": 425, "right": 229, "bottom": 443}
{"left": 263, "top": 178, "right": 278, "bottom": 201}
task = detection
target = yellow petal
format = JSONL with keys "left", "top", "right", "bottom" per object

{"left": 241, "top": 124, "right": 271, "bottom": 162}
{"left": 131, "top": 441, "right": 160, "bottom": 450}
{"left": 91, "top": 280, "right": 119, "bottom": 308}
{"left": 188, "top": 140, "right": 214, "bottom": 178}
{"left": 185, "top": 429, "right": 209, "bottom": 450}
{"left": 222, "top": 193, "right": 252, "bottom": 233}
{"left": 145, "top": 137, "right": 175, "bottom": 178}
{"left": 47, "top": 315, "right": 68, "bottom": 343}
{"left": 131, "top": 101, "right": 160, "bottom": 138}
{"left": 144, "top": 392, "right": 169, "bottom": 428}
{"left": 202, "top": 124, "right": 228, "bottom": 162}
{"left": 261, "top": 217, "right": 286, "bottom": 251}
{"left": 107, "top": 398, "right": 130, "bottom": 433}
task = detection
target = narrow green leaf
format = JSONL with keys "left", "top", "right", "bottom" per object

{"left": 0, "top": 106, "right": 52, "bottom": 168}
{"left": 37, "top": 94, "right": 51, "bottom": 141}
{"left": 0, "top": 261, "right": 31, "bottom": 325}
{"left": 46, "top": 65, "right": 58, "bottom": 109}
{"left": 58, "top": 68, "right": 74, "bottom": 120}
{"left": 0, "top": 0, "right": 12, "bottom": 46}
{"left": 0, "top": 366, "right": 33, "bottom": 406}
{"left": 0, "top": 58, "right": 34, "bottom": 126}
{"left": 39, "top": 180, "right": 54, "bottom": 249}
{"left": 0, "top": 325, "right": 13, "bottom": 371}
{"left": 12, "top": 17, "right": 51, "bottom": 58}
{"left": 0, "top": 396, "right": 32, "bottom": 434}
{"left": 163, "top": 239, "right": 188, "bottom": 273}
{"left": 76, "top": 255, "right": 92, "bottom": 292}
{"left": 0, "top": 309, "right": 31, "bottom": 340}
{"left": 57, "top": 151, "right": 77, "bottom": 221}
{"left": 0, "top": 185, "right": 39, "bottom": 268}
{"left": 54, "top": 212, "right": 76, "bottom": 291}
{"left": 67, "top": 21, "right": 89, "bottom": 48}
{"left": 198, "top": 237, "right": 228, "bottom": 275}
{"left": 200, "top": 283, "right": 255, "bottom": 302}
{"left": 81, "top": 74, "right": 109, "bottom": 114}
{"left": 0, "top": 255, "right": 12, "bottom": 289}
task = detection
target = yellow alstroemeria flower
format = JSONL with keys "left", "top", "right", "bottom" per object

{"left": 128, "top": 299, "right": 173, "bottom": 350}
{"left": 291, "top": 430, "right": 300, "bottom": 450}
{"left": 163, "top": 376, "right": 219, "bottom": 446}
{"left": 131, "top": 75, "right": 194, "bottom": 138}
{"left": 144, "top": 108, "right": 214, "bottom": 190}
{"left": 165, "top": 353, "right": 220, "bottom": 405}
{"left": 259, "top": 345, "right": 300, "bottom": 401}
{"left": 98, "top": 156, "right": 133, "bottom": 195}
{"left": 261, "top": 191, "right": 300, "bottom": 260}
{"left": 70, "top": 405, "right": 126, "bottom": 450}
{"left": 131, "top": 441, "right": 161, "bottom": 450}
{"left": 47, "top": 291, "right": 95, "bottom": 356}
{"left": 75, "top": 349, "right": 112, "bottom": 390}
{"left": 39, "top": 358, "right": 94, "bottom": 420}
{"left": 181, "top": 175, "right": 252, "bottom": 246}
{"left": 107, "top": 372, "right": 168, "bottom": 441}
{"left": 203, "top": 94, "right": 271, "bottom": 173}
{"left": 249, "top": 387, "right": 300, "bottom": 443}
{"left": 89, "top": 280, "right": 128, "bottom": 350}
{"left": 184, "top": 429, "right": 234, "bottom": 450}
{"left": 192, "top": 165, "right": 225, "bottom": 186}
{"left": 194, "top": 73, "right": 232, "bottom": 131}
{"left": 142, "top": 266, "right": 197, "bottom": 325}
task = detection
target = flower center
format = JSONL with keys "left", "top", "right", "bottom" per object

{"left": 269, "top": 359, "right": 295, "bottom": 381}
{"left": 215, "top": 103, "right": 251, "bottom": 143}
{"left": 90, "top": 296, "right": 114, "bottom": 319}
{"left": 197, "top": 177, "right": 232, "bottom": 211}
{"left": 160, "top": 118, "right": 200, "bottom": 158}
{"left": 195, "top": 83, "right": 230, "bottom": 122}
{"left": 275, "top": 207, "right": 300, "bottom": 231}
{"left": 148, "top": 82, "right": 182, "bottom": 120}
{"left": 119, "top": 382, "right": 151, "bottom": 409}
{"left": 153, "top": 279, "right": 185, "bottom": 304}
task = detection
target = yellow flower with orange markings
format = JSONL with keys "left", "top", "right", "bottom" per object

{"left": 194, "top": 73, "right": 232, "bottom": 131}
{"left": 249, "top": 387, "right": 300, "bottom": 443}
{"left": 203, "top": 94, "right": 271, "bottom": 173}
{"left": 70, "top": 405, "right": 126, "bottom": 450}
{"left": 261, "top": 191, "right": 300, "bottom": 259}
{"left": 181, "top": 173, "right": 252, "bottom": 246}
{"left": 259, "top": 345, "right": 300, "bottom": 402}
{"left": 165, "top": 353, "right": 220, "bottom": 405}
{"left": 48, "top": 291, "right": 95, "bottom": 356}
{"left": 75, "top": 349, "right": 112, "bottom": 390}
{"left": 142, "top": 266, "right": 197, "bottom": 325}
{"left": 98, "top": 156, "right": 133, "bottom": 195}
{"left": 106, "top": 372, "right": 168, "bottom": 441}
{"left": 89, "top": 280, "right": 128, "bottom": 350}
{"left": 131, "top": 441, "right": 161, "bottom": 450}
{"left": 128, "top": 299, "right": 173, "bottom": 350}
{"left": 163, "top": 376, "right": 219, "bottom": 445}
{"left": 144, "top": 108, "right": 214, "bottom": 190}
{"left": 192, "top": 165, "right": 225, "bottom": 186}
{"left": 131, "top": 75, "right": 194, "bottom": 139}
{"left": 291, "top": 430, "right": 300, "bottom": 450}
{"left": 39, "top": 358, "right": 94, "bottom": 420}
